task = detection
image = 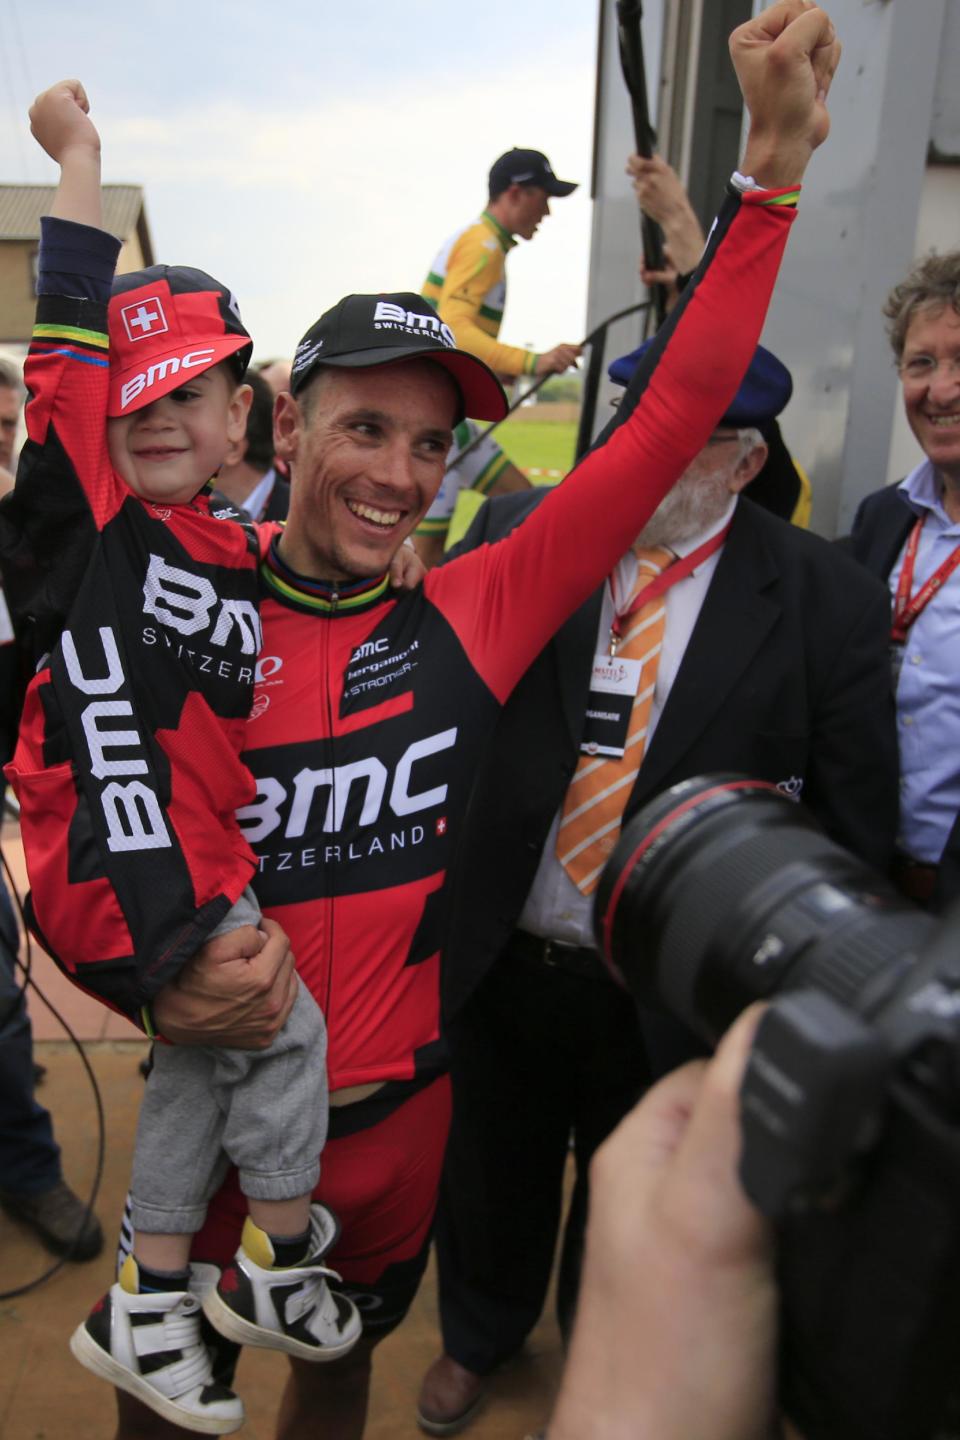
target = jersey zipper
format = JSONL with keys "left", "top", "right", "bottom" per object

{"left": 321, "top": 588, "right": 339, "bottom": 1026}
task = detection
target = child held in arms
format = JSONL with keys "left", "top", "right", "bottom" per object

{"left": 1, "top": 79, "right": 362, "bottom": 1435}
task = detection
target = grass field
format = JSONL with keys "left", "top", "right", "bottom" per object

{"left": 496, "top": 419, "right": 578, "bottom": 479}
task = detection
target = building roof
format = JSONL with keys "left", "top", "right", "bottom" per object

{"left": 0, "top": 184, "right": 152, "bottom": 257}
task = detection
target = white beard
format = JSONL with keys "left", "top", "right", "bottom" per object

{"left": 634, "top": 465, "right": 734, "bottom": 550}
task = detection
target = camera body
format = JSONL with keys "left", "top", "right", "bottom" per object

{"left": 595, "top": 776, "right": 960, "bottom": 1440}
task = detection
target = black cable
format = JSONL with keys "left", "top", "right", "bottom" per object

{"left": 455, "top": 298, "right": 654, "bottom": 473}
{"left": 0, "top": 841, "right": 106, "bottom": 1300}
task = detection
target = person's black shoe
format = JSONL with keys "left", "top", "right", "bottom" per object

{"left": 0, "top": 1179, "right": 103, "bottom": 1261}
{"left": 417, "top": 1355, "right": 487, "bottom": 1435}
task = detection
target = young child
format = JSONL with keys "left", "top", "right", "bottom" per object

{"left": 0, "top": 81, "right": 360, "bottom": 1435}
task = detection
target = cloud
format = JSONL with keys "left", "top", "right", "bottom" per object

{"left": 2, "top": 6, "right": 600, "bottom": 358}
{"left": 92, "top": 51, "right": 596, "bottom": 357}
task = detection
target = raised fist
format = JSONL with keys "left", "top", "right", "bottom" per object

{"left": 731, "top": 1, "right": 841, "bottom": 188}
{"left": 29, "top": 80, "right": 100, "bottom": 165}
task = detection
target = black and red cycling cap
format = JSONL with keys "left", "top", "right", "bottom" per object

{"left": 290, "top": 292, "right": 507, "bottom": 424}
{"left": 107, "top": 265, "right": 252, "bottom": 418}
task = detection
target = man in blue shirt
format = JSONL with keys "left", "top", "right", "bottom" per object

{"left": 848, "top": 250, "right": 960, "bottom": 907}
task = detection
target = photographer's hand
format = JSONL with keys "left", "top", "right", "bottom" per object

{"left": 550, "top": 1006, "right": 778, "bottom": 1440}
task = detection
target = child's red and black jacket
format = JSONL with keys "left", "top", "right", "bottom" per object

{"left": 0, "top": 218, "right": 263, "bottom": 1022}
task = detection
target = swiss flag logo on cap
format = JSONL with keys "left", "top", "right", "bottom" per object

{"left": 120, "top": 296, "right": 169, "bottom": 343}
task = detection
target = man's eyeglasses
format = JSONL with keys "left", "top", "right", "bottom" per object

{"left": 898, "top": 353, "right": 960, "bottom": 384}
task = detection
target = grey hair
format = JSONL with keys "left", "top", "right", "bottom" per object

{"left": 736, "top": 426, "right": 765, "bottom": 462}
{"left": 883, "top": 251, "right": 960, "bottom": 360}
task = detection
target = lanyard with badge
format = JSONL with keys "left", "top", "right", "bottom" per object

{"left": 891, "top": 519, "right": 960, "bottom": 643}
{"left": 581, "top": 523, "right": 731, "bottom": 759}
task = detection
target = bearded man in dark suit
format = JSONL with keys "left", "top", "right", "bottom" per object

{"left": 417, "top": 344, "right": 899, "bottom": 1437}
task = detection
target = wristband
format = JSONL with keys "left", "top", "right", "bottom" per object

{"left": 732, "top": 171, "right": 801, "bottom": 208}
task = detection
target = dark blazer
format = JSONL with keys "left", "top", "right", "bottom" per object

{"left": 846, "top": 481, "right": 914, "bottom": 578}
{"left": 847, "top": 481, "right": 960, "bottom": 908}
{"left": 442, "top": 489, "right": 900, "bottom": 1020}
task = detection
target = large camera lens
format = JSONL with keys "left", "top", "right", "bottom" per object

{"left": 594, "top": 774, "right": 934, "bottom": 1046}
{"left": 595, "top": 775, "right": 960, "bottom": 1440}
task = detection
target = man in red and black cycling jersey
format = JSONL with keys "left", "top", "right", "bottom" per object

{"left": 128, "top": 6, "right": 840, "bottom": 1436}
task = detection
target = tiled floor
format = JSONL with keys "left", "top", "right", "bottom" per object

{"left": 1, "top": 822, "right": 564, "bottom": 1438}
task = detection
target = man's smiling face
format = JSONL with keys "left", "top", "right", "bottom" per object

{"left": 275, "top": 360, "right": 457, "bottom": 582}
{"left": 900, "top": 305, "right": 960, "bottom": 484}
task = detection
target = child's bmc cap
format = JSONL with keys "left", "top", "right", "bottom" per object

{"left": 107, "top": 265, "right": 253, "bottom": 417}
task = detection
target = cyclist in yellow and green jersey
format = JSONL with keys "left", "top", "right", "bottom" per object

{"left": 422, "top": 148, "right": 582, "bottom": 382}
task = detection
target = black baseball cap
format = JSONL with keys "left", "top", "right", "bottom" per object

{"left": 290, "top": 292, "right": 507, "bottom": 422}
{"left": 488, "top": 148, "right": 578, "bottom": 200}
{"left": 108, "top": 265, "right": 252, "bottom": 417}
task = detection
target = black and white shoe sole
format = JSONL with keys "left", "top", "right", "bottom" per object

{"left": 69, "top": 1323, "right": 243, "bottom": 1436}
{"left": 202, "top": 1287, "right": 362, "bottom": 1362}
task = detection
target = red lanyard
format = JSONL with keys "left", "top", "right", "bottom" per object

{"left": 609, "top": 522, "right": 731, "bottom": 653}
{"left": 891, "top": 519, "right": 960, "bottom": 644}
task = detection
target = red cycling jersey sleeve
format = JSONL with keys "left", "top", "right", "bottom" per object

{"left": 426, "top": 187, "right": 796, "bottom": 702}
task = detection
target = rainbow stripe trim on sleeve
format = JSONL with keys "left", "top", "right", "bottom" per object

{"left": 33, "top": 322, "right": 109, "bottom": 350}
{"left": 759, "top": 188, "right": 801, "bottom": 207}
{"left": 741, "top": 184, "right": 801, "bottom": 210}
{"left": 32, "top": 320, "right": 110, "bottom": 366}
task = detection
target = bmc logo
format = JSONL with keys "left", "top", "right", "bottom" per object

{"left": 61, "top": 627, "right": 171, "bottom": 854}
{"left": 373, "top": 301, "right": 455, "bottom": 350}
{"left": 120, "top": 296, "right": 169, "bottom": 343}
{"left": 350, "top": 638, "right": 390, "bottom": 662}
{"left": 120, "top": 349, "right": 217, "bottom": 411}
{"left": 238, "top": 727, "right": 457, "bottom": 842}
{"left": 143, "top": 555, "right": 262, "bottom": 654}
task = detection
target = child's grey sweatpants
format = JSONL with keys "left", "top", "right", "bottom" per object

{"left": 129, "top": 889, "right": 327, "bottom": 1234}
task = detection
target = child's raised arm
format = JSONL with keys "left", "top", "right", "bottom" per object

{"left": 30, "top": 80, "right": 102, "bottom": 230}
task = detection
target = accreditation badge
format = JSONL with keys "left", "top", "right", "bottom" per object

{"left": 579, "top": 653, "right": 642, "bottom": 758}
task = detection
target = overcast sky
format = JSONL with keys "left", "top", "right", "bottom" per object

{"left": 0, "top": 1, "right": 600, "bottom": 360}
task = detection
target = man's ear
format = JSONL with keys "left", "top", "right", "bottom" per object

{"left": 273, "top": 390, "right": 301, "bottom": 463}
{"left": 226, "top": 382, "right": 253, "bottom": 449}
{"left": 731, "top": 441, "right": 769, "bottom": 494}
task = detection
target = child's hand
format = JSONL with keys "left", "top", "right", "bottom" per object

{"left": 389, "top": 539, "right": 427, "bottom": 590}
{"left": 29, "top": 80, "right": 100, "bottom": 165}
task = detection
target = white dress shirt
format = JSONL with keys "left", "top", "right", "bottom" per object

{"left": 518, "top": 496, "right": 738, "bottom": 948}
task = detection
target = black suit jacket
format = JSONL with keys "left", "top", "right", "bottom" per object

{"left": 442, "top": 489, "right": 900, "bottom": 1020}
{"left": 847, "top": 482, "right": 960, "bottom": 908}
{"left": 846, "top": 481, "right": 914, "bottom": 578}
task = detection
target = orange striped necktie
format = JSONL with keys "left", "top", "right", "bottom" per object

{"left": 556, "top": 546, "right": 675, "bottom": 895}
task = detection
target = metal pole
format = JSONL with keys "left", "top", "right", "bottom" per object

{"left": 615, "top": 0, "right": 668, "bottom": 330}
